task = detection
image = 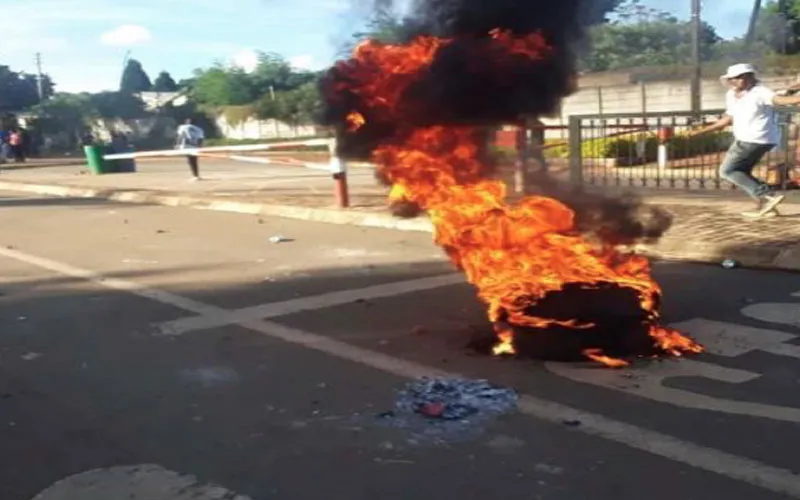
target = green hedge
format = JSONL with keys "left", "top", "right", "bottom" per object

{"left": 545, "top": 131, "right": 732, "bottom": 163}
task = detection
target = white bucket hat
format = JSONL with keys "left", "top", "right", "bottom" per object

{"left": 720, "top": 63, "right": 757, "bottom": 83}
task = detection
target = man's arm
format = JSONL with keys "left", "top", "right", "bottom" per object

{"left": 772, "top": 93, "right": 800, "bottom": 106}
{"left": 686, "top": 114, "right": 732, "bottom": 137}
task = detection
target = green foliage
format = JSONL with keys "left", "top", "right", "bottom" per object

{"left": 119, "top": 59, "right": 152, "bottom": 93}
{"left": 188, "top": 53, "right": 323, "bottom": 115}
{"left": 152, "top": 71, "right": 179, "bottom": 92}
{"left": 27, "top": 91, "right": 149, "bottom": 151}
{"left": 275, "top": 82, "right": 322, "bottom": 125}
{"left": 220, "top": 104, "right": 256, "bottom": 125}
{"left": 0, "top": 64, "right": 54, "bottom": 111}
{"left": 754, "top": 0, "right": 800, "bottom": 54}
{"left": 28, "top": 93, "right": 96, "bottom": 135}
{"left": 190, "top": 66, "right": 255, "bottom": 106}
{"left": 581, "top": 0, "right": 721, "bottom": 72}
{"left": 546, "top": 131, "right": 732, "bottom": 162}
{"left": 88, "top": 91, "right": 147, "bottom": 119}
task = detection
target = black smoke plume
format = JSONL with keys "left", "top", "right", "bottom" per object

{"left": 319, "top": 0, "right": 600, "bottom": 159}
{"left": 319, "top": 0, "right": 673, "bottom": 244}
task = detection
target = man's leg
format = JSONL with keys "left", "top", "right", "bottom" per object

{"left": 719, "top": 141, "right": 784, "bottom": 216}
{"left": 187, "top": 155, "right": 199, "bottom": 179}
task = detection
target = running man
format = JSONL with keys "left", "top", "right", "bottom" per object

{"left": 687, "top": 63, "right": 800, "bottom": 218}
{"left": 175, "top": 118, "right": 205, "bottom": 181}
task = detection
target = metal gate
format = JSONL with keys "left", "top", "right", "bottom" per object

{"left": 565, "top": 109, "right": 797, "bottom": 190}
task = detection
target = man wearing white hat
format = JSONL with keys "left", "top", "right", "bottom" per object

{"left": 688, "top": 63, "right": 800, "bottom": 217}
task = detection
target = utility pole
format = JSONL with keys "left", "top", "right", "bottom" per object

{"left": 35, "top": 52, "right": 44, "bottom": 102}
{"left": 690, "top": 0, "right": 702, "bottom": 116}
{"left": 745, "top": 0, "right": 762, "bottom": 47}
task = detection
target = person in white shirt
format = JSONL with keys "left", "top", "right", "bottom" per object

{"left": 688, "top": 63, "right": 800, "bottom": 218}
{"left": 175, "top": 118, "right": 205, "bottom": 181}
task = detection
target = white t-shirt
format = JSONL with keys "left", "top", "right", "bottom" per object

{"left": 176, "top": 124, "right": 205, "bottom": 148}
{"left": 725, "top": 84, "right": 780, "bottom": 145}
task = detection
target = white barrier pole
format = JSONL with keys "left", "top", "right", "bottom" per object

{"left": 103, "top": 138, "right": 334, "bottom": 160}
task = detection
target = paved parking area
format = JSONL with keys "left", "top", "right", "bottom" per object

{"left": 1, "top": 191, "right": 799, "bottom": 499}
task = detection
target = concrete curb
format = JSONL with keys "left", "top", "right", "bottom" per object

{"left": 0, "top": 179, "right": 797, "bottom": 272}
{"left": 0, "top": 180, "right": 434, "bottom": 233}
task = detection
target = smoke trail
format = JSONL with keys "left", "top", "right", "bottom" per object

{"left": 320, "top": 0, "right": 673, "bottom": 244}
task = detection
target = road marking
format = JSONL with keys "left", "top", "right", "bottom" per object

{"left": 32, "top": 464, "right": 253, "bottom": 499}
{"left": 675, "top": 318, "right": 800, "bottom": 359}
{"left": 3, "top": 248, "right": 800, "bottom": 497}
{"left": 0, "top": 247, "right": 224, "bottom": 318}
{"left": 157, "top": 273, "right": 464, "bottom": 335}
{"left": 742, "top": 303, "right": 800, "bottom": 329}
{"left": 240, "top": 319, "right": 800, "bottom": 497}
{"left": 546, "top": 318, "right": 800, "bottom": 423}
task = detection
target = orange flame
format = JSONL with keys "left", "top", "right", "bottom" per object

{"left": 346, "top": 112, "right": 365, "bottom": 131}
{"left": 582, "top": 348, "right": 630, "bottom": 368}
{"left": 492, "top": 325, "right": 516, "bottom": 355}
{"left": 340, "top": 32, "right": 703, "bottom": 365}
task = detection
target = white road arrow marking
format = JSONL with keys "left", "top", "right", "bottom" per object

{"left": 31, "top": 464, "right": 253, "bottom": 500}
{"left": 546, "top": 318, "right": 800, "bottom": 423}
{"left": 741, "top": 303, "right": 800, "bottom": 330}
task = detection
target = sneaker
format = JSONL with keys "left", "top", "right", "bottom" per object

{"left": 189, "top": 176, "right": 201, "bottom": 182}
{"left": 742, "top": 208, "right": 779, "bottom": 218}
{"left": 741, "top": 193, "right": 785, "bottom": 218}
{"left": 758, "top": 193, "right": 785, "bottom": 215}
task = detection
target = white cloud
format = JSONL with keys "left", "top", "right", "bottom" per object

{"left": 232, "top": 49, "right": 259, "bottom": 73}
{"left": 289, "top": 55, "right": 317, "bottom": 70}
{"left": 100, "top": 24, "right": 152, "bottom": 46}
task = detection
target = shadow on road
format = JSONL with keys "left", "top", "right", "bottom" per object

{"left": 0, "top": 197, "right": 114, "bottom": 208}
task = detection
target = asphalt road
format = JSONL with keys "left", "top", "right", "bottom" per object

{"left": 1, "top": 190, "right": 799, "bottom": 500}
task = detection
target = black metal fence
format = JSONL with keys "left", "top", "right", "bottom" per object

{"left": 560, "top": 109, "right": 798, "bottom": 190}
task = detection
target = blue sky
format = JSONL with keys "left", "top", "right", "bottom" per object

{"left": 0, "top": 0, "right": 752, "bottom": 93}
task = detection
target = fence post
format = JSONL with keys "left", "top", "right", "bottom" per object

{"left": 568, "top": 115, "right": 583, "bottom": 188}
{"left": 597, "top": 87, "right": 604, "bottom": 116}
{"left": 329, "top": 139, "right": 349, "bottom": 208}
{"left": 640, "top": 82, "right": 647, "bottom": 115}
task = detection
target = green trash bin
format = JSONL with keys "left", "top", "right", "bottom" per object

{"left": 83, "top": 145, "right": 107, "bottom": 175}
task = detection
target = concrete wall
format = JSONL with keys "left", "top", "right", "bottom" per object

{"left": 215, "top": 116, "right": 319, "bottom": 140}
{"left": 538, "top": 75, "right": 800, "bottom": 140}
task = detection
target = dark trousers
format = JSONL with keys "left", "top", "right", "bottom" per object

{"left": 187, "top": 155, "right": 199, "bottom": 177}
{"left": 11, "top": 145, "right": 24, "bottom": 162}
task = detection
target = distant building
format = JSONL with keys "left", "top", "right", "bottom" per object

{"left": 135, "top": 91, "right": 186, "bottom": 111}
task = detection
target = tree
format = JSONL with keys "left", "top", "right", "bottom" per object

{"left": 190, "top": 66, "right": 255, "bottom": 106}
{"left": 579, "top": 1, "right": 721, "bottom": 71}
{"left": 120, "top": 58, "right": 153, "bottom": 93}
{"left": 754, "top": 0, "right": 800, "bottom": 54}
{"left": 0, "top": 65, "right": 55, "bottom": 111}
{"left": 152, "top": 71, "right": 178, "bottom": 92}
{"left": 275, "top": 82, "right": 322, "bottom": 125}
{"left": 88, "top": 91, "right": 147, "bottom": 119}
{"left": 253, "top": 93, "right": 282, "bottom": 120}
{"left": 28, "top": 93, "right": 97, "bottom": 145}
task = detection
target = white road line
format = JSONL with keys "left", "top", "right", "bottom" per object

{"left": 3, "top": 247, "right": 800, "bottom": 497}
{"left": 0, "top": 246, "right": 224, "bottom": 318}
{"left": 742, "top": 303, "right": 800, "bottom": 329}
{"left": 241, "top": 319, "right": 800, "bottom": 497}
{"left": 157, "top": 273, "right": 465, "bottom": 335}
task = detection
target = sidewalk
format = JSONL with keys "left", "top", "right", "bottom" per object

{"left": 1, "top": 158, "right": 799, "bottom": 271}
